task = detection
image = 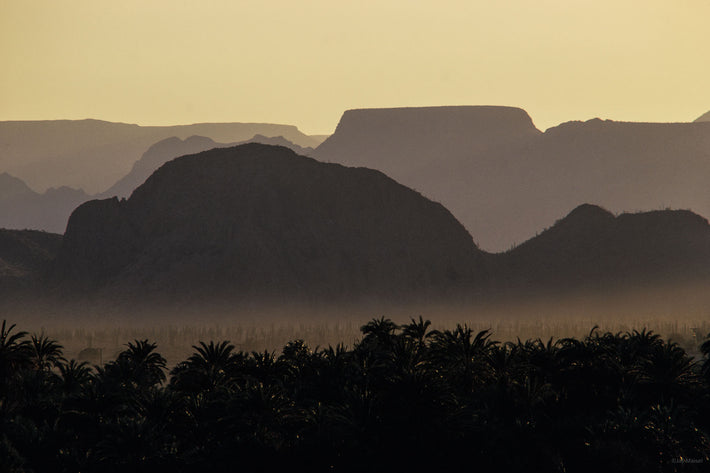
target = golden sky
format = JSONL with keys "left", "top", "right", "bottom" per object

{"left": 1, "top": 0, "right": 708, "bottom": 134}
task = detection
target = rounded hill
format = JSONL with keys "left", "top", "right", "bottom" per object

{"left": 53, "top": 143, "right": 484, "bottom": 308}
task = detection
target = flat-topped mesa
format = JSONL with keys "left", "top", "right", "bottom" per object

{"left": 315, "top": 106, "right": 541, "bottom": 166}
{"left": 333, "top": 105, "right": 539, "bottom": 137}
{"left": 52, "top": 143, "right": 485, "bottom": 308}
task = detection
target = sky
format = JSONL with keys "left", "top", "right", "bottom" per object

{"left": 1, "top": 0, "right": 708, "bottom": 135}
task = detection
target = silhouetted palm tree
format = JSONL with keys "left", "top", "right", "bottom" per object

{"left": 0, "top": 320, "right": 32, "bottom": 406}
{"left": 429, "top": 325, "right": 498, "bottom": 391}
{"left": 170, "top": 340, "right": 240, "bottom": 394}
{"left": 359, "top": 317, "right": 398, "bottom": 349}
{"left": 30, "top": 334, "right": 66, "bottom": 372}
{"left": 111, "top": 339, "right": 166, "bottom": 390}
{"left": 639, "top": 341, "right": 699, "bottom": 404}
{"left": 57, "top": 360, "right": 92, "bottom": 396}
{"left": 401, "top": 316, "right": 432, "bottom": 344}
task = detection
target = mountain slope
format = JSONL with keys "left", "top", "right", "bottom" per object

{"left": 696, "top": 111, "right": 710, "bottom": 122}
{"left": 494, "top": 204, "right": 710, "bottom": 292}
{"left": 0, "top": 229, "right": 62, "bottom": 292}
{"left": 53, "top": 144, "right": 484, "bottom": 307}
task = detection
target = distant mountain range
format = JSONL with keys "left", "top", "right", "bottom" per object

{"left": 314, "top": 106, "right": 710, "bottom": 251}
{"left": 6, "top": 108, "right": 710, "bottom": 252}
{"left": 0, "top": 134, "right": 314, "bottom": 233}
{"left": 0, "top": 173, "right": 89, "bottom": 233}
{"left": 3, "top": 143, "right": 710, "bottom": 315}
{"left": 0, "top": 119, "right": 324, "bottom": 193}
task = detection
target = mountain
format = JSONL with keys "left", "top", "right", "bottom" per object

{"left": 0, "top": 119, "right": 319, "bottom": 193}
{"left": 0, "top": 134, "right": 316, "bottom": 233}
{"left": 494, "top": 204, "right": 710, "bottom": 293}
{"left": 314, "top": 108, "right": 710, "bottom": 251}
{"left": 98, "top": 136, "right": 223, "bottom": 199}
{"left": 312, "top": 106, "right": 543, "bottom": 251}
{"left": 243, "top": 134, "right": 314, "bottom": 156}
{"left": 308, "top": 134, "right": 331, "bottom": 146}
{"left": 0, "top": 173, "right": 89, "bottom": 233}
{"left": 523, "top": 119, "right": 710, "bottom": 249}
{"left": 315, "top": 106, "right": 540, "bottom": 170}
{"left": 696, "top": 111, "right": 710, "bottom": 122}
{"left": 99, "top": 134, "right": 314, "bottom": 199}
{"left": 52, "top": 144, "right": 484, "bottom": 309}
{"left": 0, "top": 229, "right": 62, "bottom": 293}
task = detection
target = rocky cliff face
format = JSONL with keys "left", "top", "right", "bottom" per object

{"left": 53, "top": 143, "right": 484, "bottom": 307}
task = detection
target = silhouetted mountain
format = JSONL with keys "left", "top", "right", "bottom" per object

{"left": 0, "top": 119, "right": 319, "bottom": 193}
{"left": 696, "top": 111, "right": 710, "bottom": 122}
{"left": 244, "top": 134, "right": 314, "bottom": 156}
{"left": 0, "top": 229, "right": 62, "bottom": 292}
{"left": 0, "top": 133, "right": 316, "bottom": 232}
{"left": 99, "top": 134, "right": 314, "bottom": 199}
{"left": 315, "top": 108, "right": 710, "bottom": 251}
{"left": 0, "top": 172, "right": 34, "bottom": 200}
{"left": 98, "top": 136, "right": 222, "bottom": 199}
{"left": 52, "top": 144, "right": 484, "bottom": 308}
{"left": 308, "top": 134, "right": 331, "bottom": 146}
{"left": 313, "top": 106, "right": 542, "bottom": 251}
{"left": 494, "top": 204, "right": 710, "bottom": 293}
{"left": 0, "top": 173, "right": 89, "bottom": 233}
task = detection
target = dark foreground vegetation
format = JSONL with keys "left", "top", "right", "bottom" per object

{"left": 2, "top": 318, "right": 710, "bottom": 472}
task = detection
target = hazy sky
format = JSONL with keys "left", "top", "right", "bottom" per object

{"left": 2, "top": 0, "right": 708, "bottom": 134}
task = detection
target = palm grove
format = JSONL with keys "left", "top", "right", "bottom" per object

{"left": 2, "top": 317, "right": 710, "bottom": 472}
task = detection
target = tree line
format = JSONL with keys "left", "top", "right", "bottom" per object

{"left": 1, "top": 317, "right": 710, "bottom": 472}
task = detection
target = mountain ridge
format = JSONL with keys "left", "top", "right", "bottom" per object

{"left": 0, "top": 119, "right": 321, "bottom": 193}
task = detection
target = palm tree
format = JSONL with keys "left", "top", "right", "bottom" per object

{"left": 401, "top": 316, "right": 432, "bottom": 344}
{"left": 359, "top": 317, "right": 398, "bottom": 349}
{"left": 638, "top": 341, "right": 699, "bottom": 404}
{"left": 106, "top": 339, "right": 166, "bottom": 391}
{"left": 57, "top": 360, "right": 92, "bottom": 396}
{"left": 429, "top": 325, "right": 498, "bottom": 392}
{"left": 0, "top": 320, "right": 32, "bottom": 402}
{"left": 30, "top": 334, "right": 66, "bottom": 372}
{"left": 170, "top": 340, "right": 241, "bottom": 394}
